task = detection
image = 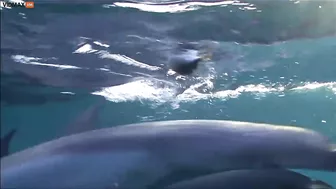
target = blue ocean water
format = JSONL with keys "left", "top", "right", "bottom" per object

{"left": 1, "top": 0, "right": 336, "bottom": 187}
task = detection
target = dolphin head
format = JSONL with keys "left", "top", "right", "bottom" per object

{"left": 270, "top": 144, "right": 336, "bottom": 172}
{"left": 258, "top": 130, "right": 336, "bottom": 172}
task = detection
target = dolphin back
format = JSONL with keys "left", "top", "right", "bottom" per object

{"left": 2, "top": 120, "right": 335, "bottom": 170}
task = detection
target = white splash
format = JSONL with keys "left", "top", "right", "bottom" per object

{"left": 106, "top": 0, "right": 240, "bottom": 13}
{"left": 93, "top": 41, "right": 110, "bottom": 48}
{"left": 60, "top": 92, "right": 75, "bottom": 95}
{"left": 11, "top": 55, "right": 81, "bottom": 70}
{"left": 291, "top": 82, "right": 336, "bottom": 92}
{"left": 92, "top": 79, "right": 176, "bottom": 103}
{"left": 105, "top": 2, "right": 197, "bottom": 13}
{"left": 92, "top": 79, "right": 336, "bottom": 106}
{"left": 97, "top": 51, "right": 162, "bottom": 71}
{"left": 73, "top": 44, "right": 98, "bottom": 54}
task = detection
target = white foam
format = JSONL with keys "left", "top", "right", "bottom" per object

{"left": 60, "top": 92, "right": 75, "bottom": 95}
{"left": 92, "top": 79, "right": 177, "bottom": 104}
{"left": 105, "top": 0, "right": 249, "bottom": 13}
{"left": 11, "top": 55, "right": 81, "bottom": 70}
{"left": 73, "top": 44, "right": 98, "bottom": 54}
{"left": 93, "top": 41, "right": 110, "bottom": 48}
{"left": 97, "top": 51, "right": 162, "bottom": 71}
{"left": 291, "top": 82, "right": 336, "bottom": 92}
{"left": 92, "top": 79, "right": 336, "bottom": 106}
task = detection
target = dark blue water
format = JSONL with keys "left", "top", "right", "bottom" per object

{"left": 1, "top": 0, "right": 336, "bottom": 187}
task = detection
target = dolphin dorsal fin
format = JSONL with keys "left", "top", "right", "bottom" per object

{"left": 1, "top": 129, "right": 17, "bottom": 158}
{"left": 63, "top": 100, "right": 104, "bottom": 137}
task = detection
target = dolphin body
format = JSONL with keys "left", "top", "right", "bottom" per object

{"left": 164, "top": 169, "right": 334, "bottom": 189}
{"left": 1, "top": 120, "right": 335, "bottom": 189}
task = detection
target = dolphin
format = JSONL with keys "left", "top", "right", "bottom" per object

{"left": 1, "top": 120, "right": 335, "bottom": 189}
{"left": 1, "top": 129, "right": 17, "bottom": 158}
{"left": 164, "top": 169, "right": 334, "bottom": 189}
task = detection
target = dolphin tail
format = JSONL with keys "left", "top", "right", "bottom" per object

{"left": 1, "top": 129, "right": 17, "bottom": 158}
{"left": 310, "top": 180, "right": 333, "bottom": 189}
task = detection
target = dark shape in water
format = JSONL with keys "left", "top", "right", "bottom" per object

{"left": 169, "top": 41, "right": 214, "bottom": 75}
{"left": 171, "top": 57, "right": 202, "bottom": 75}
{"left": 1, "top": 129, "right": 17, "bottom": 158}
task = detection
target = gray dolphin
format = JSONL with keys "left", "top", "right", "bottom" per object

{"left": 164, "top": 169, "right": 334, "bottom": 189}
{"left": 1, "top": 120, "right": 335, "bottom": 189}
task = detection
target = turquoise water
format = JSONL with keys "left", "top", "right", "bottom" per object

{"left": 1, "top": 0, "right": 336, "bottom": 187}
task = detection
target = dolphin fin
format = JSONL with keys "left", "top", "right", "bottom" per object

{"left": 64, "top": 100, "right": 104, "bottom": 136}
{"left": 1, "top": 129, "right": 17, "bottom": 158}
{"left": 309, "top": 180, "right": 333, "bottom": 189}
